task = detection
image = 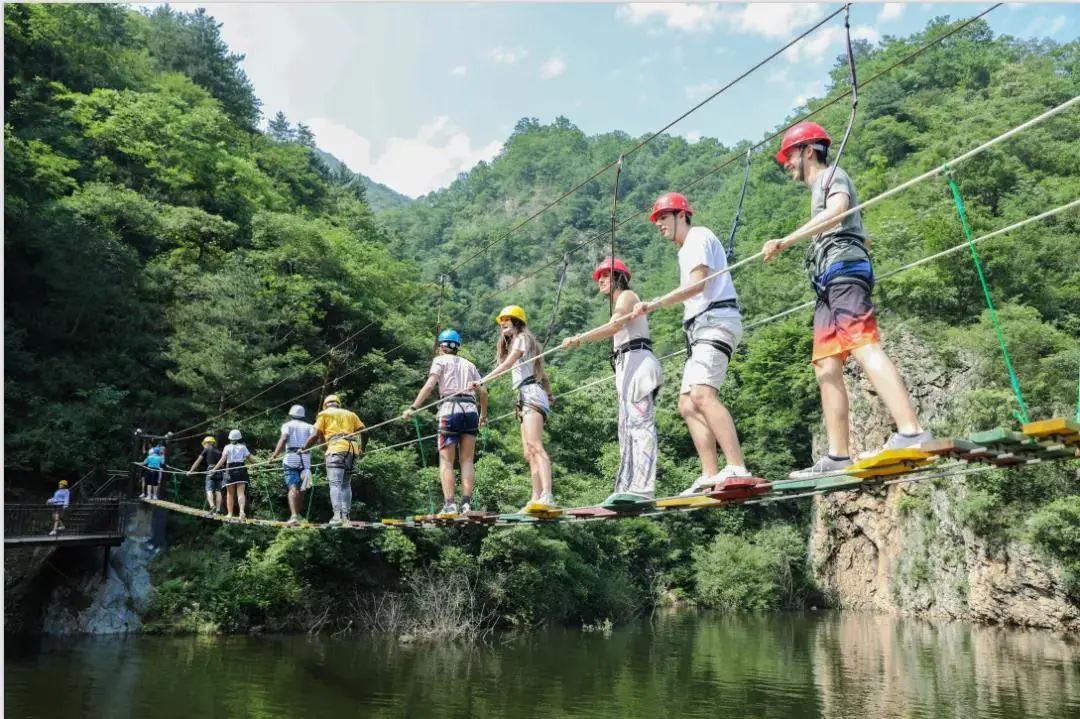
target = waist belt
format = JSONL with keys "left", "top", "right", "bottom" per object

{"left": 609, "top": 338, "right": 653, "bottom": 369}
{"left": 684, "top": 336, "right": 733, "bottom": 362}
{"left": 812, "top": 272, "right": 873, "bottom": 298}
{"left": 682, "top": 298, "right": 740, "bottom": 331}
{"left": 285, "top": 447, "right": 304, "bottom": 453}
{"left": 440, "top": 394, "right": 477, "bottom": 406}
{"left": 517, "top": 376, "right": 539, "bottom": 389}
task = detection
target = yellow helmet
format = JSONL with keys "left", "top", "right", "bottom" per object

{"left": 59, "top": 480, "right": 69, "bottom": 488}
{"left": 323, "top": 394, "right": 342, "bottom": 409}
{"left": 496, "top": 305, "right": 527, "bottom": 325}
{"left": 202, "top": 436, "right": 216, "bottom": 446}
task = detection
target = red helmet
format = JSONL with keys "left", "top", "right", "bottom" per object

{"left": 649, "top": 192, "right": 693, "bottom": 223}
{"left": 592, "top": 257, "right": 631, "bottom": 281}
{"left": 776, "top": 122, "right": 832, "bottom": 165}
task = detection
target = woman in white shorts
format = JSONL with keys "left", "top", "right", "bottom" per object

{"left": 477, "top": 305, "right": 556, "bottom": 509}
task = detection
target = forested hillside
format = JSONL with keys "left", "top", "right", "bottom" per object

{"left": 5, "top": 5, "right": 1077, "bottom": 633}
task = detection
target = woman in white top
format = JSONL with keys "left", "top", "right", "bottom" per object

{"left": 403, "top": 329, "right": 489, "bottom": 515}
{"left": 563, "top": 258, "right": 662, "bottom": 502}
{"left": 212, "top": 429, "right": 254, "bottom": 520}
{"left": 477, "top": 305, "right": 556, "bottom": 510}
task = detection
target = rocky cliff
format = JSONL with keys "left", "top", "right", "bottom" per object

{"left": 807, "top": 325, "right": 1079, "bottom": 631}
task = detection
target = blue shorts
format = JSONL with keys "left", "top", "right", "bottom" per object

{"left": 438, "top": 411, "right": 480, "bottom": 450}
{"left": 283, "top": 468, "right": 302, "bottom": 488}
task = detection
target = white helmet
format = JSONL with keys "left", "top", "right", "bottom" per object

{"left": 228, "top": 429, "right": 242, "bottom": 441}
{"left": 288, "top": 404, "right": 306, "bottom": 419}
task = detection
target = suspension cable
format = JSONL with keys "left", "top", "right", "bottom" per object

{"left": 447, "top": 6, "right": 846, "bottom": 276}
{"left": 494, "top": 5, "right": 1001, "bottom": 296}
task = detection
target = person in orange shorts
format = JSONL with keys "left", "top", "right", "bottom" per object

{"left": 762, "top": 122, "right": 930, "bottom": 479}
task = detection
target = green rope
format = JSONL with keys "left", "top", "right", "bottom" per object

{"left": 412, "top": 416, "right": 434, "bottom": 513}
{"left": 945, "top": 168, "right": 1030, "bottom": 425}
{"left": 257, "top": 467, "right": 276, "bottom": 520}
{"left": 1076, "top": 361, "right": 1080, "bottom": 423}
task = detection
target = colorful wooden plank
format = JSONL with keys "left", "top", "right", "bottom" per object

{"left": 1022, "top": 418, "right": 1080, "bottom": 444}
{"left": 919, "top": 438, "right": 981, "bottom": 460}
{"left": 813, "top": 476, "right": 865, "bottom": 494}
{"left": 705, "top": 478, "right": 773, "bottom": 502}
{"left": 524, "top": 501, "right": 563, "bottom": 519}
{"left": 460, "top": 511, "right": 498, "bottom": 524}
{"left": 601, "top": 493, "right": 655, "bottom": 513}
{"left": 497, "top": 512, "right": 539, "bottom": 523}
{"left": 656, "top": 495, "right": 725, "bottom": 509}
{"left": 566, "top": 506, "right": 620, "bottom": 518}
{"left": 770, "top": 478, "right": 823, "bottom": 493}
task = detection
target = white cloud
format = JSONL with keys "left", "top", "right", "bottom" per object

{"left": 793, "top": 80, "right": 827, "bottom": 108}
{"left": 720, "top": 3, "right": 826, "bottom": 39}
{"left": 451, "top": 65, "right": 467, "bottom": 77}
{"left": 616, "top": 3, "right": 723, "bottom": 32}
{"left": 685, "top": 130, "right": 702, "bottom": 144}
{"left": 784, "top": 24, "right": 880, "bottom": 63}
{"left": 540, "top": 56, "right": 567, "bottom": 79}
{"left": 490, "top": 46, "right": 527, "bottom": 64}
{"left": 306, "top": 116, "right": 502, "bottom": 198}
{"left": 878, "top": 3, "right": 905, "bottom": 23}
{"left": 685, "top": 82, "right": 714, "bottom": 101}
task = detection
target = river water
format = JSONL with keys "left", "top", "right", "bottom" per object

{"left": 5, "top": 612, "right": 1078, "bottom": 718}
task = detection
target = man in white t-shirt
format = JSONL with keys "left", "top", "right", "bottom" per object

{"left": 631, "top": 191, "right": 754, "bottom": 495}
{"left": 270, "top": 404, "right": 315, "bottom": 526}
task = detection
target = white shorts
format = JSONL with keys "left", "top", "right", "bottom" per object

{"left": 516, "top": 382, "right": 550, "bottom": 421}
{"left": 680, "top": 312, "right": 743, "bottom": 394}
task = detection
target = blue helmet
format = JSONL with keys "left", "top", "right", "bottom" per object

{"left": 437, "top": 329, "right": 461, "bottom": 348}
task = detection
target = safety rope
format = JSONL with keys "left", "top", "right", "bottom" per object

{"left": 412, "top": 416, "right": 435, "bottom": 513}
{"left": 821, "top": 3, "right": 859, "bottom": 193}
{"left": 542, "top": 253, "right": 572, "bottom": 348}
{"left": 724, "top": 147, "right": 752, "bottom": 264}
{"left": 944, "top": 167, "right": 1030, "bottom": 425}
{"left": 433, "top": 274, "right": 447, "bottom": 356}
{"left": 609, "top": 155, "right": 624, "bottom": 317}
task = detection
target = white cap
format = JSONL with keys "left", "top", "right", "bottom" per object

{"left": 288, "top": 404, "right": 306, "bottom": 419}
{"left": 228, "top": 429, "right": 242, "bottom": 441}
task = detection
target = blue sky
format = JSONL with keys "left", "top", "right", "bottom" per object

{"left": 155, "top": 2, "right": 1078, "bottom": 197}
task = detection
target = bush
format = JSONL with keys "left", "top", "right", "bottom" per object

{"left": 692, "top": 525, "right": 810, "bottom": 613}
{"left": 1026, "top": 496, "right": 1080, "bottom": 596}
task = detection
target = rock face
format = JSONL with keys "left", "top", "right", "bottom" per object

{"left": 807, "top": 325, "right": 1080, "bottom": 631}
{"left": 39, "top": 504, "right": 158, "bottom": 634}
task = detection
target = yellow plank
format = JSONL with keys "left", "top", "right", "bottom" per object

{"left": 853, "top": 448, "right": 932, "bottom": 468}
{"left": 524, "top": 501, "right": 563, "bottom": 517}
{"left": 656, "top": 495, "right": 725, "bottom": 509}
{"left": 381, "top": 519, "right": 405, "bottom": 526}
{"left": 1022, "top": 417, "right": 1080, "bottom": 440}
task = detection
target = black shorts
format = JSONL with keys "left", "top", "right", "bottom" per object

{"left": 143, "top": 468, "right": 162, "bottom": 487}
{"left": 438, "top": 410, "right": 480, "bottom": 449}
{"left": 223, "top": 463, "right": 248, "bottom": 486}
{"left": 812, "top": 280, "right": 880, "bottom": 362}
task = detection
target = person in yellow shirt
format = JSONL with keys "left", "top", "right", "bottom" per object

{"left": 303, "top": 394, "right": 367, "bottom": 526}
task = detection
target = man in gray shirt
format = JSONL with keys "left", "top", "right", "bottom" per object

{"left": 762, "top": 121, "right": 930, "bottom": 479}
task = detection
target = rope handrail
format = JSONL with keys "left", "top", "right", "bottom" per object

{"left": 164, "top": 196, "right": 1079, "bottom": 478}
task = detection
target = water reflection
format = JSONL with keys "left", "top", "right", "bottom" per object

{"left": 5, "top": 612, "right": 1078, "bottom": 719}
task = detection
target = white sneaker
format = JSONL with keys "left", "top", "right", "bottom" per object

{"left": 538, "top": 492, "right": 557, "bottom": 507}
{"left": 711, "top": 465, "right": 752, "bottom": 487}
{"left": 439, "top": 502, "right": 458, "bottom": 515}
{"left": 678, "top": 475, "right": 717, "bottom": 497}
{"left": 460, "top": 501, "right": 472, "bottom": 513}
{"left": 286, "top": 515, "right": 300, "bottom": 527}
{"left": 327, "top": 516, "right": 343, "bottom": 527}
